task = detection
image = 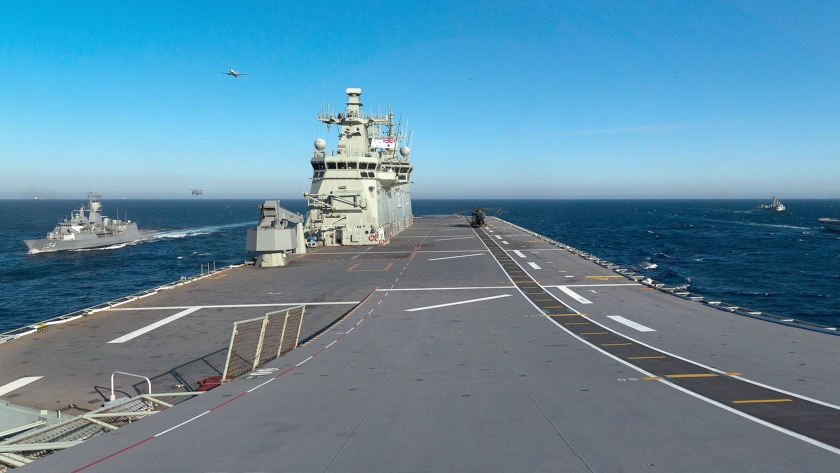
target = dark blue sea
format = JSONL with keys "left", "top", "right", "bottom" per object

{"left": 2, "top": 199, "right": 839, "bottom": 334}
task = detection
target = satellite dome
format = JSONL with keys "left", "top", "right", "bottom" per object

{"left": 399, "top": 146, "right": 410, "bottom": 158}
{"left": 314, "top": 138, "right": 326, "bottom": 151}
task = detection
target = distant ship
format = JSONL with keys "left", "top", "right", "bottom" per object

{"left": 23, "top": 190, "right": 155, "bottom": 253}
{"left": 756, "top": 195, "right": 786, "bottom": 211}
{"left": 818, "top": 217, "right": 840, "bottom": 232}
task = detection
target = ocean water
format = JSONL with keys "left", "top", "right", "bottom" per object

{"left": 1, "top": 198, "right": 839, "bottom": 334}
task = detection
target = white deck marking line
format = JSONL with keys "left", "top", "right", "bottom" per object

{"left": 419, "top": 250, "right": 490, "bottom": 254}
{"left": 154, "top": 410, "right": 211, "bottom": 437}
{"left": 558, "top": 286, "right": 592, "bottom": 304}
{"left": 607, "top": 315, "right": 656, "bottom": 332}
{"left": 248, "top": 378, "right": 275, "bottom": 392}
{"left": 502, "top": 241, "right": 509, "bottom": 245}
{"left": 558, "top": 283, "right": 641, "bottom": 288}
{"left": 494, "top": 235, "right": 503, "bottom": 240}
{"left": 428, "top": 253, "right": 485, "bottom": 261}
{"left": 528, "top": 262, "right": 541, "bottom": 270}
{"left": 405, "top": 294, "right": 512, "bottom": 312}
{"left": 513, "top": 250, "right": 526, "bottom": 258}
{"left": 109, "top": 301, "right": 357, "bottom": 310}
{"left": 0, "top": 376, "right": 43, "bottom": 396}
{"left": 108, "top": 307, "right": 201, "bottom": 343}
{"left": 379, "top": 286, "right": 516, "bottom": 291}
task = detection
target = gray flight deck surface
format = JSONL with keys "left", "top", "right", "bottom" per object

{"left": 9, "top": 216, "right": 840, "bottom": 472}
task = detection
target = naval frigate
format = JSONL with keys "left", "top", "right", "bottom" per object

{"left": 22, "top": 190, "right": 155, "bottom": 253}
{"left": 303, "top": 87, "right": 413, "bottom": 247}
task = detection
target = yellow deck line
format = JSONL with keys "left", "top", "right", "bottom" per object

{"left": 545, "top": 313, "right": 583, "bottom": 317}
{"left": 732, "top": 399, "right": 793, "bottom": 404}
{"left": 602, "top": 342, "right": 633, "bottom": 347}
{"left": 564, "top": 322, "right": 590, "bottom": 326}
{"left": 628, "top": 356, "right": 666, "bottom": 360}
{"left": 581, "top": 331, "right": 609, "bottom": 335}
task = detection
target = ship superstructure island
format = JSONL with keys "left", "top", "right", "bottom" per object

{"left": 303, "top": 88, "right": 413, "bottom": 246}
{"left": 23, "top": 190, "right": 154, "bottom": 253}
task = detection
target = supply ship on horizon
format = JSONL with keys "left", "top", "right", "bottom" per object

{"left": 22, "top": 190, "right": 154, "bottom": 253}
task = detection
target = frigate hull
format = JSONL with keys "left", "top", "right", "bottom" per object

{"left": 22, "top": 190, "right": 154, "bottom": 253}
{"left": 23, "top": 224, "right": 153, "bottom": 252}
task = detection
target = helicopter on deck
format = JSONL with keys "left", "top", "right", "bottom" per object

{"left": 453, "top": 207, "right": 505, "bottom": 227}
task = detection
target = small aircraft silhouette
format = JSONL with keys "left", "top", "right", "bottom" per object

{"left": 223, "top": 69, "right": 248, "bottom": 78}
{"left": 190, "top": 189, "right": 204, "bottom": 196}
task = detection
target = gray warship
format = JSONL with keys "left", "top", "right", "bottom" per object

{"left": 303, "top": 87, "right": 413, "bottom": 247}
{"left": 23, "top": 190, "right": 154, "bottom": 253}
{"left": 818, "top": 217, "right": 840, "bottom": 232}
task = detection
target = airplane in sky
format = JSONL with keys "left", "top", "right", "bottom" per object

{"left": 223, "top": 69, "right": 248, "bottom": 78}
{"left": 190, "top": 189, "right": 204, "bottom": 196}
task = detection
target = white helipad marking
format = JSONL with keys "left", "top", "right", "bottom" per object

{"left": 513, "top": 250, "right": 526, "bottom": 258}
{"left": 559, "top": 286, "right": 592, "bottom": 304}
{"left": 405, "top": 294, "right": 512, "bottom": 312}
{"left": 528, "top": 262, "right": 541, "bottom": 270}
{"left": 607, "top": 315, "right": 656, "bottom": 332}
{"left": 428, "top": 253, "right": 485, "bottom": 261}
{"left": 0, "top": 376, "right": 43, "bottom": 396}
{"left": 109, "top": 307, "right": 202, "bottom": 343}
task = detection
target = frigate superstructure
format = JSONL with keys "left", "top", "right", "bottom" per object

{"left": 22, "top": 190, "right": 154, "bottom": 253}
{"left": 303, "top": 88, "right": 413, "bottom": 246}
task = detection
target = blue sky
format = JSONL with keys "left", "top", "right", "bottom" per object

{"left": 2, "top": 1, "right": 839, "bottom": 199}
